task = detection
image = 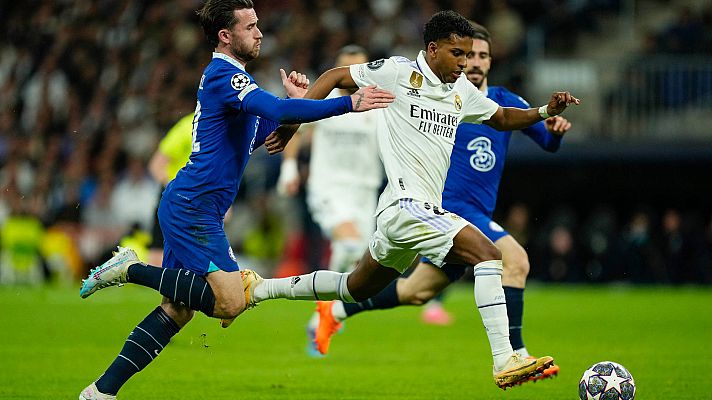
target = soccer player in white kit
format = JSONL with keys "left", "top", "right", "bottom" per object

{"left": 276, "top": 46, "right": 382, "bottom": 354}
{"left": 278, "top": 45, "right": 382, "bottom": 274}
{"left": 246, "top": 10, "right": 580, "bottom": 388}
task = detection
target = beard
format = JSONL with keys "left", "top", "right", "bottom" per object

{"left": 230, "top": 42, "right": 260, "bottom": 63}
{"left": 467, "top": 68, "right": 487, "bottom": 89}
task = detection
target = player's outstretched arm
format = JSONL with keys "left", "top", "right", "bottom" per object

{"left": 485, "top": 91, "right": 580, "bottom": 132}
{"left": 305, "top": 66, "right": 394, "bottom": 112}
{"left": 265, "top": 68, "right": 394, "bottom": 154}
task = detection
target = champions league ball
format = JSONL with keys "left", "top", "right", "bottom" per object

{"left": 578, "top": 361, "right": 636, "bottom": 400}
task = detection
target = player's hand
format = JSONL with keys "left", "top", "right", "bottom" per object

{"left": 276, "top": 158, "right": 300, "bottom": 197}
{"left": 265, "top": 124, "right": 299, "bottom": 155}
{"left": 546, "top": 91, "right": 580, "bottom": 116}
{"left": 351, "top": 85, "right": 395, "bottom": 112}
{"left": 280, "top": 69, "right": 309, "bottom": 99}
{"left": 544, "top": 116, "right": 572, "bottom": 135}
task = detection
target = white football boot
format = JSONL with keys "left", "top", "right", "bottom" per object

{"left": 79, "top": 382, "right": 116, "bottom": 400}
{"left": 80, "top": 247, "right": 139, "bottom": 298}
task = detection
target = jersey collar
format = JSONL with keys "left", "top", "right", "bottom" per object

{"left": 212, "top": 52, "right": 246, "bottom": 70}
{"left": 416, "top": 50, "right": 442, "bottom": 85}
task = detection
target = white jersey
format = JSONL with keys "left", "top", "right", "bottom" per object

{"left": 349, "top": 51, "right": 500, "bottom": 214}
{"left": 307, "top": 89, "right": 382, "bottom": 193}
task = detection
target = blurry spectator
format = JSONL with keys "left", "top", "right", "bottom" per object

{"left": 697, "top": 214, "right": 712, "bottom": 284}
{"left": 659, "top": 208, "right": 695, "bottom": 284}
{"left": 503, "top": 202, "right": 530, "bottom": 246}
{"left": 543, "top": 225, "right": 580, "bottom": 282}
{"left": 486, "top": 0, "right": 524, "bottom": 61}
{"left": 580, "top": 206, "right": 621, "bottom": 281}
{"left": 621, "top": 209, "right": 664, "bottom": 283}
{"left": 0, "top": 185, "right": 45, "bottom": 285}
{"left": 110, "top": 156, "right": 160, "bottom": 232}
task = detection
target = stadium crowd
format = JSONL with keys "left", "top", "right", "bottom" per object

{"left": 0, "top": 0, "right": 710, "bottom": 285}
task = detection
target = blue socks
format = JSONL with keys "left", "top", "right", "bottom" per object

{"left": 128, "top": 265, "right": 216, "bottom": 316}
{"left": 95, "top": 306, "right": 180, "bottom": 395}
{"left": 343, "top": 278, "right": 400, "bottom": 317}
{"left": 503, "top": 286, "right": 525, "bottom": 350}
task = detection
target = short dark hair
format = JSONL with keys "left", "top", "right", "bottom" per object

{"left": 423, "top": 10, "right": 476, "bottom": 46}
{"left": 198, "top": 0, "right": 254, "bottom": 48}
{"left": 470, "top": 21, "right": 492, "bottom": 53}
{"left": 336, "top": 44, "right": 368, "bottom": 59}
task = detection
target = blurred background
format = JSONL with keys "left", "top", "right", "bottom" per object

{"left": 0, "top": 0, "right": 710, "bottom": 286}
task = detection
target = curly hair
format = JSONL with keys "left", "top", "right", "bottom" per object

{"left": 198, "top": 0, "right": 255, "bottom": 48}
{"left": 423, "top": 10, "right": 476, "bottom": 46}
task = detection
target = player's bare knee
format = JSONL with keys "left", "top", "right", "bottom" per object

{"left": 161, "top": 302, "right": 194, "bottom": 326}
{"left": 505, "top": 248, "right": 530, "bottom": 281}
{"left": 406, "top": 289, "right": 437, "bottom": 305}
{"left": 214, "top": 297, "right": 244, "bottom": 319}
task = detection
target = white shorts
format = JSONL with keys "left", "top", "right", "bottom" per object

{"left": 307, "top": 184, "right": 378, "bottom": 240}
{"left": 369, "top": 198, "right": 470, "bottom": 273}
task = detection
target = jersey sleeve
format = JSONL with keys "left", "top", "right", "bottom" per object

{"left": 207, "top": 67, "right": 352, "bottom": 124}
{"left": 521, "top": 121, "right": 562, "bottom": 152}
{"left": 253, "top": 117, "right": 280, "bottom": 149}
{"left": 208, "top": 68, "right": 260, "bottom": 111}
{"left": 349, "top": 57, "right": 400, "bottom": 90}
{"left": 460, "top": 83, "right": 500, "bottom": 124}
{"left": 503, "top": 89, "right": 563, "bottom": 152}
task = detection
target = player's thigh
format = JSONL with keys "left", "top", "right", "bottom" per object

{"left": 347, "top": 250, "right": 402, "bottom": 301}
{"left": 398, "top": 262, "right": 454, "bottom": 304}
{"left": 445, "top": 224, "right": 501, "bottom": 266}
{"left": 206, "top": 269, "right": 246, "bottom": 317}
{"left": 494, "top": 235, "right": 530, "bottom": 287}
{"left": 377, "top": 199, "right": 470, "bottom": 269}
{"left": 158, "top": 199, "right": 239, "bottom": 275}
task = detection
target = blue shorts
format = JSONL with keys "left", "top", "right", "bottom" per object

{"left": 157, "top": 197, "right": 239, "bottom": 276}
{"left": 460, "top": 209, "right": 509, "bottom": 243}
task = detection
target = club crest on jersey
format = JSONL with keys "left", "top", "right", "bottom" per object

{"left": 409, "top": 71, "right": 423, "bottom": 88}
{"left": 367, "top": 59, "right": 385, "bottom": 70}
{"left": 231, "top": 73, "right": 250, "bottom": 91}
{"left": 454, "top": 94, "right": 462, "bottom": 111}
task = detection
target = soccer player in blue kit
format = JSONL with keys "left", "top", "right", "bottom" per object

{"left": 309, "top": 23, "right": 570, "bottom": 382}
{"left": 77, "top": 1, "right": 394, "bottom": 398}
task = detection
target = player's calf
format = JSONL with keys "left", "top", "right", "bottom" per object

{"left": 84, "top": 248, "right": 219, "bottom": 317}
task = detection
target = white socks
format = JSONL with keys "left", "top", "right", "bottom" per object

{"left": 331, "top": 301, "right": 347, "bottom": 321}
{"left": 515, "top": 347, "right": 530, "bottom": 358}
{"left": 329, "top": 238, "right": 365, "bottom": 272}
{"left": 473, "top": 260, "right": 513, "bottom": 370}
{"left": 253, "top": 271, "right": 355, "bottom": 303}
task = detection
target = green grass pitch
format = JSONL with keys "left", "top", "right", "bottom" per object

{"left": 1, "top": 283, "right": 710, "bottom": 399}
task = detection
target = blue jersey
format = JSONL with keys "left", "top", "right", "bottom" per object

{"left": 164, "top": 52, "right": 352, "bottom": 216}
{"left": 159, "top": 52, "right": 353, "bottom": 275}
{"left": 442, "top": 86, "right": 562, "bottom": 218}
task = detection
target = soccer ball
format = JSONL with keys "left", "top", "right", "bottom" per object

{"left": 578, "top": 361, "right": 636, "bottom": 400}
